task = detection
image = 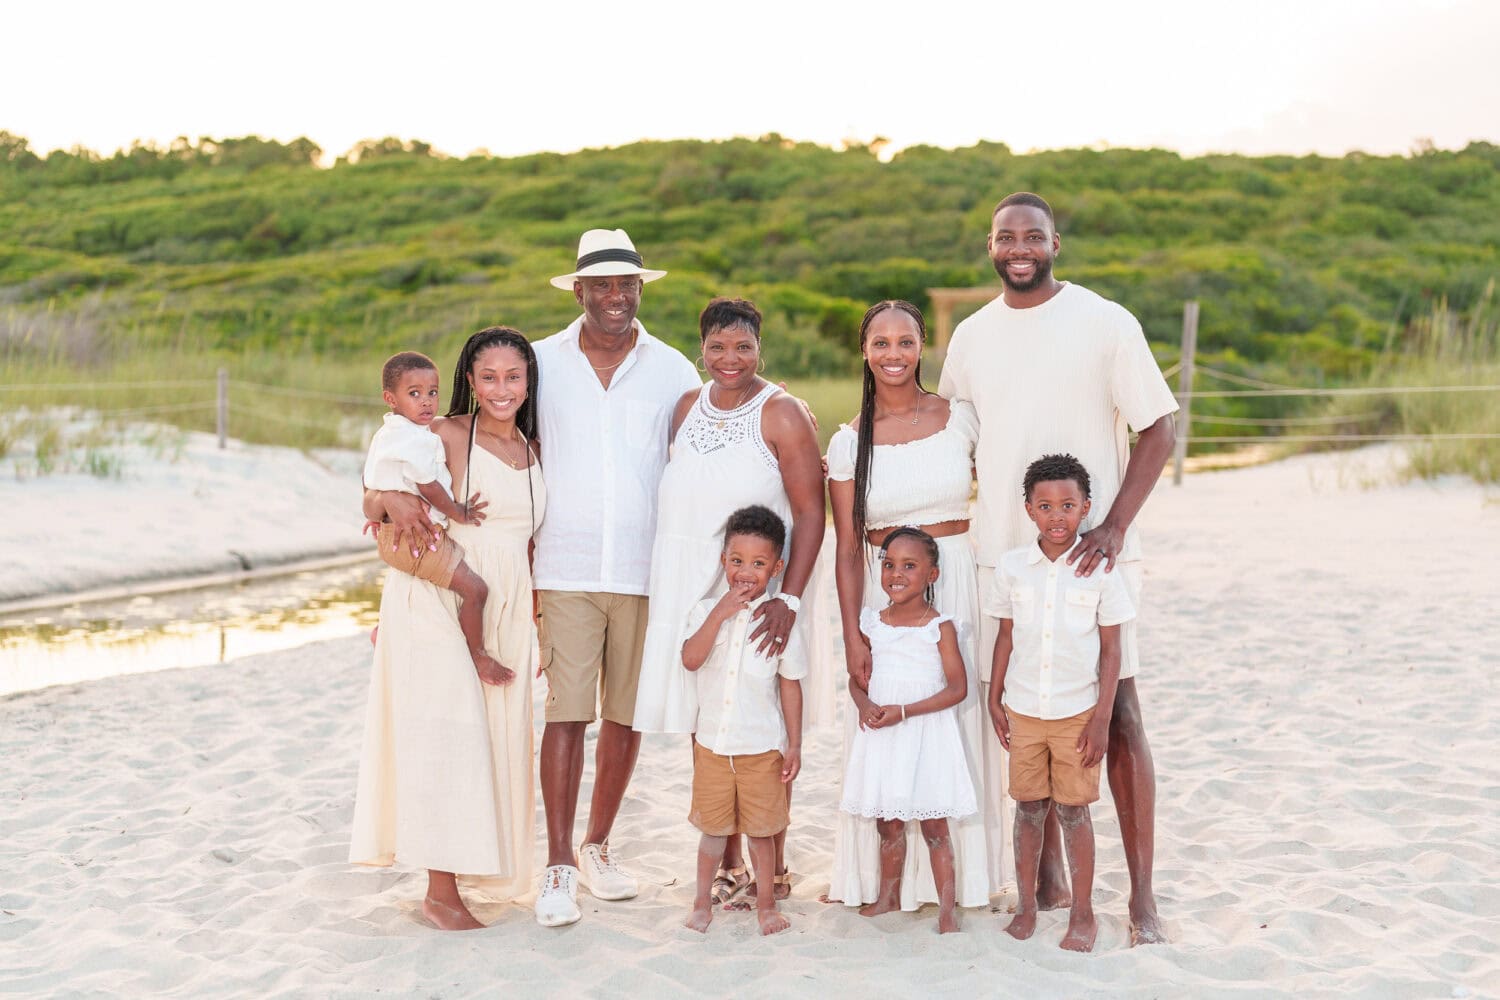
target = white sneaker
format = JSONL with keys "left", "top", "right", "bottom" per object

{"left": 534, "top": 865, "right": 581, "bottom": 927}
{"left": 579, "top": 842, "right": 638, "bottom": 901}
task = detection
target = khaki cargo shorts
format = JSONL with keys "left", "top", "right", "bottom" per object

{"left": 537, "top": 590, "right": 649, "bottom": 726}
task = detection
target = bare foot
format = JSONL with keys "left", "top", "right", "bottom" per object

{"left": 1036, "top": 877, "right": 1072, "bottom": 911}
{"left": 684, "top": 904, "right": 713, "bottom": 933}
{"left": 1004, "top": 908, "right": 1037, "bottom": 940}
{"left": 858, "top": 896, "right": 900, "bottom": 918}
{"left": 473, "top": 652, "right": 514, "bottom": 686}
{"left": 1129, "top": 900, "right": 1167, "bottom": 946}
{"left": 422, "top": 895, "right": 484, "bottom": 930}
{"left": 1060, "top": 910, "right": 1097, "bottom": 952}
{"left": 937, "top": 908, "right": 960, "bottom": 934}
{"left": 757, "top": 908, "right": 790, "bottom": 935}
{"left": 369, "top": 626, "right": 379, "bottom": 647}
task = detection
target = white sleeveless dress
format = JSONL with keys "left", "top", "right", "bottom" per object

{"left": 841, "top": 609, "right": 978, "bottom": 821}
{"left": 822, "top": 401, "right": 1002, "bottom": 909}
{"left": 349, "top": 445, "right": 544, "bottom": 895}
{"left": 633, "top": 382, "right": 794, "bottom": 734}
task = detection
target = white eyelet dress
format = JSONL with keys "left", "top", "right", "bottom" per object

{"left": 840, "top": 609, "right": 978, "bottom": 821}
{"left": 633, "top": 382, "right": 794, "bottom": 733}
{"left": 823, "top": 400, "right": 1002, "bottom": 909}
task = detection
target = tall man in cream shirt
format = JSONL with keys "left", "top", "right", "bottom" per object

{"left": 531, "top": 229, "right": 701, "bottom": 927}
{"left": 938, "top": 192, "right": 1177, "bottom": 945}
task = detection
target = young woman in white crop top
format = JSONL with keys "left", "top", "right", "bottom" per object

{"left": 823, "top": 300, "right": 1000, "bottom": 911}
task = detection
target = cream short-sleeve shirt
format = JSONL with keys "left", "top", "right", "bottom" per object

{"left": 363, "top": 413, "right": 453, "bottom": 526}
{"left": 686, "top": 595, "right": 808, "bottom": 757}
{"left": 938, "top": 283, "right": 1178, "bottom": 566}
{"left": 985, "top": 540, "right": 1136, "bottom": 720}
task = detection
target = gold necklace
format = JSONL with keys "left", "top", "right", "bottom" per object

{"left": 880, "top": 391, "right": 923, "bottom": 426}
{"left": 478, "top": 423, "right": 525, "bottom": 469}
{"left": 709, "top": 380, "right": 759, "bottom": 429}
{"left": 584, "top": 328, "right": 638, "bottom": 373}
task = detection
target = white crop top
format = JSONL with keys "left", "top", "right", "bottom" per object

{"left": 826, "top": 400, "right": 978, "bottom": 530}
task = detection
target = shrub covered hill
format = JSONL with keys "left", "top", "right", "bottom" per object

{"left": 2, "top": 131, "right": 1499, "bottom": 379}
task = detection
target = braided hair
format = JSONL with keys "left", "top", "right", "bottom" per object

{"left": 852, "top": 300, "right": 928, "bottom": 542}
{"left": 879, "top": 525, "right": 940, "bottom": 609}
{"left": 445, "top": 326, "right": 540, "bottom": 532}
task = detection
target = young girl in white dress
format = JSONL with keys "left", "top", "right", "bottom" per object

{"left": 840, "top": 527, "right": 977, "bottom": 934}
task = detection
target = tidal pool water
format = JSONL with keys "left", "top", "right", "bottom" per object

{"left": 0, "top": 561, "right": 385, "bottom": 696}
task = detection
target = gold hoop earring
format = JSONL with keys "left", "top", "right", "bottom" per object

{"left": 756, "top": 356, "right": 766, "bottom": 374}
{"left": 696, "top": 356, "right": 708, "bottom": 373}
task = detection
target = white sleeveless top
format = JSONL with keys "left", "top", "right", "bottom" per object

{"left": 826, "top": 400, "right": 979, "bottom": 530}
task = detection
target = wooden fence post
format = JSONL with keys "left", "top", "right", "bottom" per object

{"left": 1172, "top": 300, "right": 1198, "bottom": 485}
{"left": 217, "top": 368, "right": 228, "bottom": 449}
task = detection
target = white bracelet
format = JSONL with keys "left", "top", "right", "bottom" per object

{"left": 900, "top": 704, "right": 907, "bottom": 722}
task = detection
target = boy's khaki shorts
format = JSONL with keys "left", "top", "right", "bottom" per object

{"left": 1006, "top": 707, "right": 1101, "bottom": 807}
{"left": 537, "top": 590, "right": 648, "bottom": 726}
{"left": 689, "top": 741, "right": 789, "bottom": 838}
{"left": 376, "top": 521, "right": 464, "bottom": 589}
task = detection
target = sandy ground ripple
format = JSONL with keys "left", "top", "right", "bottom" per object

{"left": 3, "top": 447, "right": 1498, "bottom": 998}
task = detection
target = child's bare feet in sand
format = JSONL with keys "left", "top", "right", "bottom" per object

{"left": 473, "top": 652, "right": 514, "bottom": 686}
{"left": 1059, "top": 909, "right": 1097, "bottom": 952}
{"left": 1004, "top": 907, "right": 1037, "bottom": 940}
{"left": 684, "top": 902, "right": 713, "bottom": 933}
{"left": 423, "top": 895, "right": 484, "bottom": 930}
{"left": 757, "top": 908, "right": 790, "bottom": 935}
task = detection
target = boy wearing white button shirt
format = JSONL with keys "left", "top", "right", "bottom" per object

{"left": 986, "top": 454, "right": 1135, "bottom": 953}
{"left": 680, "top": 505, "right": 805, "bottom": 937}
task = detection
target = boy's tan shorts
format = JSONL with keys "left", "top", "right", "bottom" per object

{"left": 689, "top": 741, "right": 789, "bottom": 839}
{"left": 536, "top": 590, "right": 648, "bottom": 726}
{"left": 376, "top": 521, "right": 464, "bottom": 589}
{"left": 1006, "top": 707, "right": 1100, "bottom": 807}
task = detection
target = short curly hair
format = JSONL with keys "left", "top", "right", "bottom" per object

{"left": 1023, "top": 453, "right": 1091, "bottom": 500}
{"left": 381, "top": 351, "right": 438, "bottom": 393}
{"left": 723, "top": 504, "right": 786, "bottom": 551}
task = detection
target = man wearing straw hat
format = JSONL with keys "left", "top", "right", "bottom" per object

{"left": 530, "top": 229, "right": 700, "bottom": 927}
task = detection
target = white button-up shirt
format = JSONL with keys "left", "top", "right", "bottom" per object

{"left": 362, "top": 413, "right": 453, "bottom": 526}
{"left": 985, "top": 539, "right": 1136, "bottom": 720}
{"left": 532, "top": 316, "right": 701, "bottom": 595}
{"left": 687, "top": 595, "right": 809, "bottom": 757}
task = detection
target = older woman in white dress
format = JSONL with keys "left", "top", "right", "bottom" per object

{"left": 632, "top": 297, "right": 824, "bottom": 905}
{"left": 825, "top": 300, "right": 1001, "bottom": 911}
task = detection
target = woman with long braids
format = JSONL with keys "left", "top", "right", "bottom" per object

{"left": 823, "top": 301, "right": 995, "bottom": 913}
{"left": 351, "top": 326, "right": 546, "bottom": 929}
{"left": 632, "top": 297, "right": 824, "bottom": 907}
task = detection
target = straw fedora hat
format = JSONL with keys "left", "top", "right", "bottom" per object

{"left": 549, "top": 229, "right": 668, "bottom": 290}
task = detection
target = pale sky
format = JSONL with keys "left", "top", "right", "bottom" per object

{"left": 5, "top": 0, "right": 1497, "bottom": 160}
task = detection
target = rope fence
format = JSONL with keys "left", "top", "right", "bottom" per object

{"left": 2, "top": 342, "right": 1495, "bottom": 477}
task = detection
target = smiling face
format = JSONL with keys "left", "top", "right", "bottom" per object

{"left": 862, "top": 309, "right": 923, "bottom": 389}
{"left": 467, "top": 344, "right": 529, "bottom": 424}
{"left": 700, "top": 323, "right": 761, "bottom": 392}
{"left": 880, "top": 535, "right": 939, "bottom": 607}
{"left": 988, "top": 204, "right": 1060, "bottom": 293}
{"left": 721, "top": 531, "right": 783, "bottom": 602}
{"left": 574, "top": 273, "right": 642, "bottom": 339}
{"left": 1024, "top": 477, "right": 1092, "bottom": 555}
{"left": 383, "top": 367, "right": 441, "bottom": 425}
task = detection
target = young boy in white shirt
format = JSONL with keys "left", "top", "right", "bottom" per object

{"left": 363, "top": 351, "right": 505, "bottom": 683}
{"left": 680, "top": 505, "right": 805, "bottom": 937}
{"left": 986, "top": 454, "right": 1135, "bottom": 953}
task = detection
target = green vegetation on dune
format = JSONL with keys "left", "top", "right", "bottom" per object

{"left": 1, "top": 131, "right": 1498, "bottom": 476}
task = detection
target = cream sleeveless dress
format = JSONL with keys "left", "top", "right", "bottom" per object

{"left": 633, "top": 382, "right": 793, "bottom": 734}
{"left": 822, "top": 401, "right": 1002, "bottom": 909}
{"left": 350, "top": 443, "right": 544, "bottom": 896}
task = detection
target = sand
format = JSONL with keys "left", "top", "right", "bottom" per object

{"left": 3, "top": 445, "right": 1498, "bottom": 998}
{"left": 0, "top": 419, "right": 369, "bottom": 605}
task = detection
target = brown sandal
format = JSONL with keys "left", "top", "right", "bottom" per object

{"left": 745, "top": 869, "right": 792, "bottom": 901}
{"left": 709, "top": 865, "right": 750, "bottom": 905}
